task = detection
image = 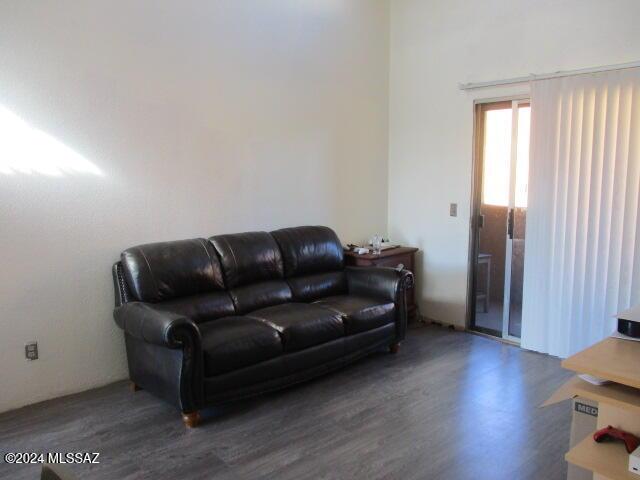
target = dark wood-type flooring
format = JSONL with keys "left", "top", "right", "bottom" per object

{"left": 0, "top": 325, "right": 573, "bottom": 480}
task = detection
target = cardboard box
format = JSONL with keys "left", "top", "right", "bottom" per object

{"left": 568, "top": 398, "right": 598, "bottom": 480}
{"left": 543, "top": 375, "right": 640, "bottom": 479}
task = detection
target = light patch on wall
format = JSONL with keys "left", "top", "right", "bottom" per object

{"left": 0, "top": 106, "right": 102, "bottom": 177}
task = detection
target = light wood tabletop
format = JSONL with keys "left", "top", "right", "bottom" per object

{"left": 565, "top": 433, "right": 638, "bottom": 480}
{"left": 562, "top": 337, "right": 640, "bottom": 389}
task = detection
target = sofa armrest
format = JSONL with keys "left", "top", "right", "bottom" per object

{"left": 113, "top": 302, "right": 201, "bottom": 349}
{"left": 346, "top": 266, "right": 414, "bottom": 342}
{"left": 114, "top": 302, "right": 203, "bottom": 412}
{"left": 345, "top": 266, "right": 414, "bottom": 303}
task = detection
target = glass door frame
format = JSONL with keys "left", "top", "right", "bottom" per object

{"left": 467, "top": 95, "right": 530, "bottom": 343}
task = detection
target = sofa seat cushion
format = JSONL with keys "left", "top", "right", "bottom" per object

{"left": 199, "top": 317, "right": 283, "bottom": 376}
{"left": 247, "top": 303, "right": 344, "bottom": 352}
{"left": 313, "top": 295, "right": 395, "bottom": 335}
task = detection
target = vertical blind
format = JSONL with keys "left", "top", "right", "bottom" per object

{"left": 521, "top": 67, "right": 640, "bottom": 357}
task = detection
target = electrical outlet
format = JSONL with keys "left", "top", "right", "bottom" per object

{"left": 25, "top": 341, "right": 38, "bottom": 361}
{"left": 450, "top": 203, "right": 458, "bottom": 217}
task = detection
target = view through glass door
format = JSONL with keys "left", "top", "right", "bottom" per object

{"left": 470, "top": 99, "right": 530, "bottom": 341}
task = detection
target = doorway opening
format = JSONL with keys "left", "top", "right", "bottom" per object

{"left": 469, "top": 98, "right": 530, "bottom": 342}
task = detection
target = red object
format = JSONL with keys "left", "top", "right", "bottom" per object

{"left": 593, "top": 425, "right": 640, "bottom": 453}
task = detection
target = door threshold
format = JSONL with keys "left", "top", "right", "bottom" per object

{"left": 467, "top": 328, "right": 521, "bottom": 347}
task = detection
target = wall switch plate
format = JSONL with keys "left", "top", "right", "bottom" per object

{"left": 450, "top": 203, "right": 458, "bottom": 217}
{"left": 25, "top": 341, "right": 38, "bottom": 361}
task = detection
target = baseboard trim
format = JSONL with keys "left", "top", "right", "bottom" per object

{"left": 418, "top": 316, "right": 465, "bottom": 332}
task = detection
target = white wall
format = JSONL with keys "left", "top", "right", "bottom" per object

{"left": 0, "top": 0, "right": 389, "bottom": 413}
{"left": 388, "top": 0, "right": 640, "bottom": 328}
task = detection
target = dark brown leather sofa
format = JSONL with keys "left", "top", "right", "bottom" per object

{"left": 112, "top": 226, "right": 413, "bottom": 427}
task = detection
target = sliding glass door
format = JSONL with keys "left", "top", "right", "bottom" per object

{"left": 470, "top": 99, "right": 530, "bottom": 341}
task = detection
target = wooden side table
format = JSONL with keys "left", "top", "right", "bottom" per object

{"left": 343, "top": 246, "right": 419, "bottom": 319}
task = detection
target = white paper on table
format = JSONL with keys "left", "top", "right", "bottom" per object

{"left": 578, "top": 373, "right": 613, "bottom": 385}
{"left": 614, "top": 304, "right": 640, "bottom": 322}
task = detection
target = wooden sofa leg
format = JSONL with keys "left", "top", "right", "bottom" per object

{"left": 182, "top": 411, "right": 201, "bottom": 428}
{"left": 130, "top": 381, "right": 141, "bottom": 392}
{"left": 389, "top": 342, "right": 400, "bottom": 354}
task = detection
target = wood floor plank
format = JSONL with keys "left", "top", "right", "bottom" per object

{"left": 0, "top": 325, "right": 572, "bottom": 480}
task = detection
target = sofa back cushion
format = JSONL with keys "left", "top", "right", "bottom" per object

{"left": 271, "top": 226, "right": 344, "bottom": 277}
{"left": 228, "top": 280, "right": 293, "bottom": 315}
{"left": 210, "top": 231, "right": 292, "bottom": 313}
{"left": 121, "top": 238, "right": 226, "bottom": 303}
{"left": 286, "top": 271, "right": 347, "bottom": 302}
{"left": 153, "top": 292, "right": 236, "bottom": 324}
{"left": 209, "top": 231, "right": 284, "bottom": 288}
